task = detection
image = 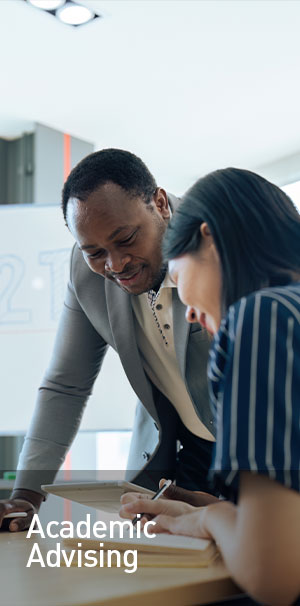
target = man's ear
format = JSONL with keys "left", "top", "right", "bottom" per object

{"left": 153, "top": 188, "right": 170, "bottom": 219}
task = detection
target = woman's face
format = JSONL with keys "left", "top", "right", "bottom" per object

{"left": 168, "top": 224, "right": 222, "bottom": 335}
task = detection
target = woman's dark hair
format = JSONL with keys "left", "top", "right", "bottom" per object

{"left": 62, "top": 148, "right": 157, "bottom": 223}
{"left": 163, "top": 167, "right": 300, "bottom": 312}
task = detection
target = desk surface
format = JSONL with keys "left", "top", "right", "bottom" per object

{"left": 0, "top": 531, "right": 241, "bottom": 606}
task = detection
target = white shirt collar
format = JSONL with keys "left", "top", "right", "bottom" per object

{"left": 160, "top": 271, "right": 176, "bottom": 289}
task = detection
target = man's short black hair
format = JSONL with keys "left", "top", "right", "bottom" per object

{"left": 62, "top": 148, "right": 157, "bottom": 223}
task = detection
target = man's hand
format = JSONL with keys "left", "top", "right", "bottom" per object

{"left": 0, "top": 489, "right": 43, "bottom": 532}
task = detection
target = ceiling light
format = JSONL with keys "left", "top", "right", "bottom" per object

{"left": 28, "top": 0, "right": 65, "bottom": 9}
{"left": 56, "top": 2, "right": 95, "bottom": 25}
{"left": 25, "top": 0, "right": 99, "bottom": 27}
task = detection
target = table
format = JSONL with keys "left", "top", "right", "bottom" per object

{"left": 0, "top": 531, "right": 241, "bottom": 606}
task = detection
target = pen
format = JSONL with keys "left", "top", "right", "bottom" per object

{"left": 131, "top": 479, "right": 173, "bottom": 527}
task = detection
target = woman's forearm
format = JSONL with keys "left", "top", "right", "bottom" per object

{"left": 201, "top": 483, "right": 300, "bottom": 606}
{"left": 201, "top": 501, "right": 270, "bottom": 600}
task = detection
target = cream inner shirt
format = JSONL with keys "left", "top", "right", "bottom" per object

{"left": 131, "top": 272, "right": 215, "bottom": 441}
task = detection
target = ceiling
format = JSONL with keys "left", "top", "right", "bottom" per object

{"left": 1, "top": 0, "right": 300, "bottom": 193}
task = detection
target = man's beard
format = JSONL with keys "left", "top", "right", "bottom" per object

{"left": 146, "top": 214, "right": 168, "bottom": 293}
{"left": 147, "top": 262, "right": 168, "bottom": 293}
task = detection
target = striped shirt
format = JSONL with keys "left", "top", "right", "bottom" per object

{"left": 209, "top": 282, "right": 300, "bottom": 501}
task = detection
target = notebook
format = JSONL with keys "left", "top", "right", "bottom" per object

{"left": 42, "top": 481, "right": 155, "bottom": 513}
{"left": 63, "top": 532, "right": 218, "bottom": 568}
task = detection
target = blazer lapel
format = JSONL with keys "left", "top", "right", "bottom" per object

{"left": 105, "top": 280, "right": 159, "bottom": 422}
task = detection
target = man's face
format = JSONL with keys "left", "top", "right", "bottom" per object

{"left": 66, "top": 182, "right": 170, "bottom": 295}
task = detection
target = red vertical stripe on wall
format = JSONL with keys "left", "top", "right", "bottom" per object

{"left": 63, "top": 133, "right": 71, "bottom": 182}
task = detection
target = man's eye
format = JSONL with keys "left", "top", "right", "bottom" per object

{"left": 88, "top": 250, "right": 105, "bottom": 259}
{"left": 119, "top": 232, "right": 136, "bottom": 245}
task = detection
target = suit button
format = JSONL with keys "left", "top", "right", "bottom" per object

{"left": 156, "top": 304, "right": 163, "bottom": 310}
{"left": 142, "top": 451, "right": 150, "bottom": 461}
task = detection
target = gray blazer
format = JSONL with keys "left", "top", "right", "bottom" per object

{"left": 15, "top": 195, "right": 214, "bottom": 494}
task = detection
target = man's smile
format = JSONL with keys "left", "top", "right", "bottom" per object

{"left": 114, "top": 266, "right": 144, "bottom": 288}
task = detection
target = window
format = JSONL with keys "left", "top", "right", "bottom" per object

{"left": 281, "top": 181, "right": 300, "bottom": 213}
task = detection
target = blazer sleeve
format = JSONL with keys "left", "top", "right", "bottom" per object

{"left": 14, "top": 261, "right": 108, "bottom": 495}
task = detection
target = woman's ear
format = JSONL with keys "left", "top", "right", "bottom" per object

{"left": 199, "top": 223, "right": 219, "bottom": 263}
{"left": 199, "top": 222, "right": 212, "bottom": 239}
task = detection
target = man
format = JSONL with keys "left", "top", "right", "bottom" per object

{"left": 0, "top": 149, "right": 215, "bottom": 531}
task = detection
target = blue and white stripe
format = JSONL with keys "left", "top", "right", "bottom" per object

{"left": 209, "top": 282, "right": 300, "bottom": 499}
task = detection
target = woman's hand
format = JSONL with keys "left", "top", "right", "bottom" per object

{"left": 120, "top": 478, "right": 220, "bottom": 514}
{"left": 120, "top": 496, "right": 194, "bottom": 521}
{"left": 150, "top": 508, "right": 212, "bottom": 540}
{"left": 160, "top": 483, "right": 219, "bottom": 507}
{"left": 120, "top": 494, "right": 213, "bottom": 541}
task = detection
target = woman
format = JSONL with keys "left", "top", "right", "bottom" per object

{"left": 120, "top": 168, "right": 300, "bottom": 606}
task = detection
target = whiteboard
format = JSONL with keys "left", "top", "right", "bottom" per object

{"left": 0, "top": 204, "right": 137, "bottom": 433}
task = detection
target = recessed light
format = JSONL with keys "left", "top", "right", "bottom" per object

{"left": 56, "top": 2, "right": 95, "bottom": 26}
{"left": 28, "top": 0, "right": 65, "bottom": 10}
{"left": 25, "top": 0, "right": 99, "bottom": 26}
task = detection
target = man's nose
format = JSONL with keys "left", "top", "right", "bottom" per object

{"left": 105, "top": 251, "right": 132, "bottom": 274}
{"left": 185, "top": 306, "right": 197, "bottom": 323}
